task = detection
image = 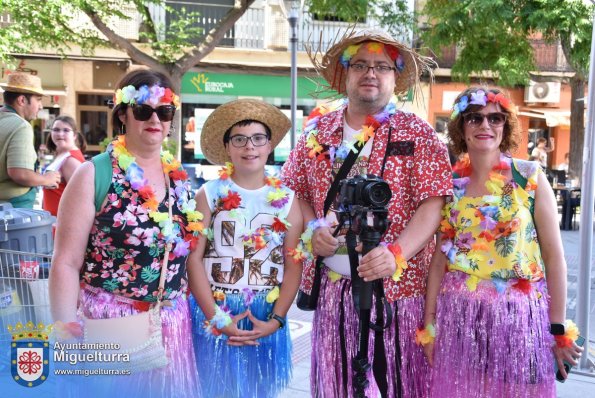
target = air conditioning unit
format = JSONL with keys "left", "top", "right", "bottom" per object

{"left": 524, "top": 81, "right": 561, "bottom": 103}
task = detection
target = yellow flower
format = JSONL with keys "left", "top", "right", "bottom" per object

{"left": 150, "top": 211, "right": 169, "bottom": 223}
{"left": 185, "top": 210, "right": 204, "bottom": 222}
{"left": 266, "top": 286, "right": 280, "bottom": 303}
{"left": 566, "top": 320, "right": 580, "bottom": 341}
{"left": 366, "top": 42, "right": 384, "bottom": 54}
{"left": 213, "top": 291, "right": 226, "bottom": 301}
{"left": 328, "top": 270, "right": 342, "bottom": 282}
{"left": 468, "top": 251, "right": 486, "bottom": 264}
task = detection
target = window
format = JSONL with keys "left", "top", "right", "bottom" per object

{"left": 77, "top": 93, "right": 113, "bottom": 153}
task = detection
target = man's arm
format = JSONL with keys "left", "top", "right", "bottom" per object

{"left": 8, "top": 167, "right": 61, "bottom": 188}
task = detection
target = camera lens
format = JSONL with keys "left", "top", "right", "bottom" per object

{"left": 362, "top": 181, "right": 391, "bottom": 207}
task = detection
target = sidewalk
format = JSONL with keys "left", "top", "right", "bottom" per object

{"left": 282, "top": 228, "right": 595, "bottom": 397}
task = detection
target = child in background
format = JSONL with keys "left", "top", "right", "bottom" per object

{"left": 187, "top": 99, "right": 303, "bottom": 398}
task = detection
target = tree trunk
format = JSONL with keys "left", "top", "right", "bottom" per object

{"left": 569, "top": 74, "right": 585, "bottom": 180}
{"left": 167, "top": 69, "right": 183, "bottom": 159}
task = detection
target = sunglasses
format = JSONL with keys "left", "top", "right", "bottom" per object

{"left": 131, "top": 104, "right": 176, "bottom": 122}
{"left": 463, "top": 112, "right": 507, "bottom": 127}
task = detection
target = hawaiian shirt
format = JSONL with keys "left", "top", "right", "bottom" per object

{"left": 81, "top": 151, "right": 194, "bottom": 301}
{"left": 281, "top": 106, "right": 453, "bottom": 300}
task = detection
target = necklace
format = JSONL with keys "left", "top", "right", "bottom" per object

{"left": 440, "top": 152, "right": 516, "bottom": 262}
{"left": 111, "top": 135, "right": 204, "bottom": 256}
{"left": 304, "top": 98, "right": 397, "bottom": 163}
{"left": 206, "top": 162, "right": 292, "bottom": 250}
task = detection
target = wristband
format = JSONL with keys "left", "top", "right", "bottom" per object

{"left": 553, "top": 320, "right": 580, "bottom": 348}
{"left": 382, "top": 241, "right": 408, "bottom": 282}
{"left": 203, "top": 304, "right": 232, "bottom": 337}
{"left": 415, "top": 323, "right": 436, "bottom": 346}
{"left": 268, "top": 313, "right": 286, "bottom": 329}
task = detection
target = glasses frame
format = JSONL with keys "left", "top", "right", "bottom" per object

{"left": 462, "top": 112, "right": 507, "bottom": 127}
{"left": 348, "top": 63, "right": 397, "bottom": 75}
{"left": 131, "top": 104, "right": 176, "bottom": 122}
{"left": 228, "top": 134, "right": 270, "bottom": 148}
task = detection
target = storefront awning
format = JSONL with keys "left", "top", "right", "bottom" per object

{"left": 518, "top": 107, "right": 571, "bottom": 127}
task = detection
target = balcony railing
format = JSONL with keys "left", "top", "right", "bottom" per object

{"left": 432, "top": 40, "right": 572, "bottom": 73}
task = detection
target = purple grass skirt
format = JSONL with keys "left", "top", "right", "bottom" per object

{"left": 311, "top": 268, "right": 430, "bottom": 398}
{"left": 430, "top": 271, "right": 556, "bottom": 398}
{"left": 56, "top": 285, "right": 199, "bottom": 398}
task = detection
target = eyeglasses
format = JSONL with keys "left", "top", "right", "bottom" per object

{"left": 131, "top": 104, "right": 176, "bottom": 122}
{"left": 51, "top": 127, "right": 73, "bottom": 133}
{"left": 229, "top": 134, "right": 269, "bottom": 148}
{"left": 348, "top": 63, "right": 396, "bottom": 75}
{"left": 463, "top": 112, "right": 507, "bottom": 127}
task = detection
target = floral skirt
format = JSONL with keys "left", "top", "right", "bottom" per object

{"left": 311, "top": 268, "right": 430, "bottom": 398}
{"left": 56, "top": 285, "right": 199, "bottom": 398}
{"left": 189, "top": 291, "right": 292, "bottom": 398}
{"left": 430, "top": 270, "right": 556, "bottom": 398}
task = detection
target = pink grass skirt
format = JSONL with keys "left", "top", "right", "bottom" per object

{"left": 430, "top": 271, "right": 556, "bottom": 398}
{"left": 311, "top": 268, "right": 430, "bottom": 398}
{"left": 56, "top": 286, "right": 199, "bottom": 398}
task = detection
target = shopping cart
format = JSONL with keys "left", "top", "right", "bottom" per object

{"left": 0, "top": 248, "right": 52, "bottom": 370}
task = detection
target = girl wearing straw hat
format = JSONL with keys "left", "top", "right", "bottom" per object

{"left": 187, "top": 99, "right": 303, "bottom": 398}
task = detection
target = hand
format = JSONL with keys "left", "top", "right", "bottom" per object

{"left": 44, "top": 171, "right": 61, "bottom": 189}
{"left": 227, "top": 310, "right": 281, "bottom": 345}
{"left": 552, "top": 340, "right": 583, "bottom": 380}
{"left": 423, "top": 341, "right": 434, "bottom": 367}
{"left": 312, "top": 226, "right": 338, "bottom": 257}
{"left": 221, "top": 310, "right": 260, "bottom": 347}
{"left": 356, "top": 244, "right": 396, "bottom": 282}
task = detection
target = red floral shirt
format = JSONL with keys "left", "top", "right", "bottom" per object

{"left": 281, "top": 107, "right": 453, "bottom": 300}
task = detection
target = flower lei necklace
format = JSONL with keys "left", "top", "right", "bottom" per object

{"left": 304, "top": 98, "right": 397, "bottom": 163}
{"left": 202, "top": 162, "right": 292, "bottom": 251}
{"left": 112, "top": 135, "right": 204, "bottom": 255}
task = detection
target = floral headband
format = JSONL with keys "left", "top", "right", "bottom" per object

{"left": 450, "top": 89, "right": 512, "bottom": 120}
{"left": 340, "top": 42, "right": 405, "bottom": 72}
{"left": 114, "top": 84, "right": 181, "bottom": 109}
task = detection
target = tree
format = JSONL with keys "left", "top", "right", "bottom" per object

{"left": 0, "top": 0, "right": 256, "bottom": 150}
{"left": 421, "top": 0, "right": 594, "bottom": 178}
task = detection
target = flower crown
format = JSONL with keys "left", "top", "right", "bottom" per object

{"left": 450, "top": 89, "right": 512, "bottom": 120}
{"left": 114, "top": 84, "right": 181, "bottom": 109}
{"left": 340, "top": 42, "right": 405, "bottom": 72}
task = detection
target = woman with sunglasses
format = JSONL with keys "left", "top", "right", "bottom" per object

{"left": 420, "top": 87, "right": 582, "bottom": 397}
{"left": 42, "top": 115, "right": 86, "bottom": 216}
{"left": 49, "top": 70, "right": 203, "bottom": 397}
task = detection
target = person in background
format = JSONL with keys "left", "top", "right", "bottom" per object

{"left": 531, "top": 136, "right": 554, "bottom": 169}
{"left": 188, "top": 99, "right": 303, "bottom": 398}
{"left": 0, "top": 72, "right": 60, "bottom": 207}
{"left": 422, "top": 87, "right": 582, "bottom": 397}
{"left": 281, "top": 28, "right": 452, "bottom": 397}
{"left": 42, "top": 115, "right": 86, "bottom": 216}
{"left": 49, "top": 69, "right": 202, "bottom": 397}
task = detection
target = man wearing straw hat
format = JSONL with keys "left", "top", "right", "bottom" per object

{"left": 282, "top": 29, "right": 453, "bottom": 397}
{"left": 0, "top": 72, "right": 60, "bottom": 208}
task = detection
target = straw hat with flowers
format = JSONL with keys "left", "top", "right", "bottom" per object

{"left": 308, "top": 28, "right": 434, "bottom": 97}
{"left": 201, "top": 99, "right": 291, "bottom": 165}
{"left": 0, "top": 72, "right": 45, "bottom": 96}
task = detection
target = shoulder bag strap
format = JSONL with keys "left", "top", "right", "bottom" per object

{"left": 91, "top": 151, "right": 112, "bottom": 213}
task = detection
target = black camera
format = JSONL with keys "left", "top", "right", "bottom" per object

{"left": 337, "top": 174, "right": 392, "bottom": 210}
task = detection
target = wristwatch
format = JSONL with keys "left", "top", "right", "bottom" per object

{"left": 268, "top": 313, "right": 286, "bottom": 329}
{"left": 550, "top": 323, "right": 566, "bottom": 335}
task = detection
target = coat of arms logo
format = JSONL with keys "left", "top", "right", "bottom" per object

{"left": 8, "top": 321, "right": 52, "bottom": 387}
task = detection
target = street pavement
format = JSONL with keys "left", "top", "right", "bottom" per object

{"left": 282, "top": 227, "right": 595, "bottom": 397}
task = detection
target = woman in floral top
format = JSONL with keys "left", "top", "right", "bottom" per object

{"left": 49, "top": 70, "right": 202, "bottom": 397}
{"left": 421, "top": 87, "right": 582, "bottom": 397}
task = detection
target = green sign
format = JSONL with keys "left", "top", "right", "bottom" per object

{"left": 182, "top": 71, "right": 330, "bottom": 99}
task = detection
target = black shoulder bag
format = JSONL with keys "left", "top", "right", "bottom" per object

{"left": 296, "top": 141, "right": 365, "bottom": 311}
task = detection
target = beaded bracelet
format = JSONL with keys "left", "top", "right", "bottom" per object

{"left": 203, "top": 304, "right": 233, "bottom": 337}
{"left": 554, "top": 320, "right": 580, "bottom": 348}
{"left": 382, "top": 241, "right": 408, "bottom": 282}
{"left": 415, "top": 323, "right": 436, "bottom": 346}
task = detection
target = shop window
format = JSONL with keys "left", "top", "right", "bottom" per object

{"left": 78, "top": 93, "right": 112, "bottom": 153}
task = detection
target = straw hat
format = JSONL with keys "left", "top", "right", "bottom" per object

{"left": 201, "top": 99, "right": 291, "bottom": 165}
{"left": 0, "top": 72, "right": 45, "bottom": 96}
{"left": 309, "top": 28, "right": 433, "bottom": 96}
